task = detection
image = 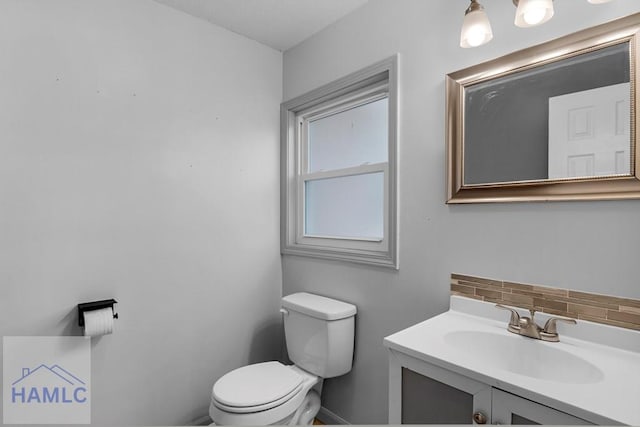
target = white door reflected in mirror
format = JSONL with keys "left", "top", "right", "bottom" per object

{"left": 548, "top": 82, "right": 631, "bottom": 179}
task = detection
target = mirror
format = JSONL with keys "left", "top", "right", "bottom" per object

{"left": 446, "top": 13, "right": 640, "bottom": 203}
{"left": 464, "top": 43, "right": 630, "bottom": 185}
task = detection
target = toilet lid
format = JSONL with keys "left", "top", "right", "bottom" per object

{"left": 213, "top": 362, "right": 303, "bottom": 409}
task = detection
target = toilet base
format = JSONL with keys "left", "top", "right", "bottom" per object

{"left": 287, "top": 389, "right": 320, "bottom": 425}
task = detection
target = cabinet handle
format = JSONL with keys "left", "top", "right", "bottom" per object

{"left": 473, "top": 412, "right": 487, "bottom": 424}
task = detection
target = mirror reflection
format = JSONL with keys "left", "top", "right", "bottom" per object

{"left": 463, "top": 42, "right": 631, "bottom": 186}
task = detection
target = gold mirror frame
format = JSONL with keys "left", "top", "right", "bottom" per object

{"left": 446, "top": 13, "right": 640, "bottom": 204}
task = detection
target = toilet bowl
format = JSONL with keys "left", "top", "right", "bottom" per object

{"left": 209, "top": 293, "right": 357, "bottom": 426}
{"left": 209, "top": 362, "right": 320, "bottom": 425}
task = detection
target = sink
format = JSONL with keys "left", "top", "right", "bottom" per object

{"left": 443, "top": 330, "right": 604, "bottom": 384}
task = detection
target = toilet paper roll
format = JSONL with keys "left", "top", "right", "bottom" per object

{"left": 83, "top": 307, "right": 114, "bottom": 337}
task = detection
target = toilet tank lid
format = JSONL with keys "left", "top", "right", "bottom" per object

{"left": 282, "top": 293, "right": 357, "bottom": 320}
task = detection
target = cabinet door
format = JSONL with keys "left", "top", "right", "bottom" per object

{"left": 389, "top": 350, "right": 491, "bottom": 424}
{"left": 402, "top": 368, "right": 477, "bottom": 424}
{"left": 491, "top": 389, "right": 593, "bottom": 425}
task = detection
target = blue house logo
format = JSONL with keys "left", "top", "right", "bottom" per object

{"left": 11, "top": 364, "right": 88, "bottom": 404}
{"left": 3, "top": 336, "right": 91, "bottom": 424}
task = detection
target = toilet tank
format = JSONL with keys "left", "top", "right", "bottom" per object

{"left": 281, "top": 293, "right": 357, "bottom": 378}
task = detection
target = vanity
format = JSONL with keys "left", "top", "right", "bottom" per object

{"left": 384, "top": 296, "right": 640, "bottom": 425}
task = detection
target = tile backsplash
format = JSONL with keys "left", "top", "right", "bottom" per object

{"left": 451, "top": 273, "right": 640, "bottom": 331}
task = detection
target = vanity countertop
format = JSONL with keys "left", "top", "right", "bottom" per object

{"left": 384, "top": 296, "right": 640, "bottom": 425}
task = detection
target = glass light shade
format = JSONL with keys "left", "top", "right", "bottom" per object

{"left": 587, "top": 0, "right": 613, "bottom": 3}
{"left": 460, "top": 7, "right": 493, "bottom": 48}
{"left": 514, "top": 0, "right": 554, "bottom": 28}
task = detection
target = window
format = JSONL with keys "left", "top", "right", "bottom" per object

{"left": 281, "top": 56, "right": 398, "bottom": 268}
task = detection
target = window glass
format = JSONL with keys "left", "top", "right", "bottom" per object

{"left": 304, "top": 172, "right": 384, "bottom": 240}
{"left": 308, "top": 98, "right": 388, "bottom": 173}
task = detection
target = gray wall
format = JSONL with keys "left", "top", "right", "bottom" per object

{"left": 282, "top": 0, "right": 640, "bottom": 424}
{"left": 0, "top": 1, "right": 283, "bottom": 424}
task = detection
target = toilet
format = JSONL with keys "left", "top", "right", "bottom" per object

{"left": 209, "top": 292, "right": 357, "bottom": 425}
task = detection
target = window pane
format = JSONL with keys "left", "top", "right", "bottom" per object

{"left": 308, "top": 97, "right": 388, "bottom": 172}
{"left": 305, "top": 172, "right": 383, "bottom": 239}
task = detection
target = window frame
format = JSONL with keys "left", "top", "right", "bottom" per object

{"left": 281, "top": 56, "right": 399, "bottom": 268}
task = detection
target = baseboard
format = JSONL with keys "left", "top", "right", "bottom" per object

{"left": 317, "top": 406, "right": 350, "bottom": 425}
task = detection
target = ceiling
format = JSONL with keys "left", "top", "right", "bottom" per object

{"left": 153, "top": 0, "right": 369, "bottom": 52}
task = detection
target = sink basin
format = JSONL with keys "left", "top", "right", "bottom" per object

{"left": 443, "top": 330, "right": 604, "bottom": 384}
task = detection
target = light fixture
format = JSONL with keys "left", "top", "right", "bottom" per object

{"left": 460, "top": 0, "right": 616, "bottom": 48}
{"left": 460, "top": 0, "right": 493, "bottom": 48}
{"left": 514, "top": 0, "right": 554, "bottom": 28}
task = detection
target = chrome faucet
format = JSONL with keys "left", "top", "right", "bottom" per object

{"left": 495, "top": 304, "right": 576, "bottom": 342}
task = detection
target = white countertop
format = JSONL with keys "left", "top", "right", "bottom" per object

{"left": 383, "top": 296, "right": 640, "bottom": 425}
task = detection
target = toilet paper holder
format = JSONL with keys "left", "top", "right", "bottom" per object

{"left": 78, "top": 299, "right": 119, "bottom": 327}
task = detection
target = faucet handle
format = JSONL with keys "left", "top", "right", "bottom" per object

{"left": 543, "top": 316, "right": 577, "bottom": 335}
{"left": 495, "top": 304, "right": 521, "bottom": 327}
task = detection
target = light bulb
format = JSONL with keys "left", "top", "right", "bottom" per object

{"left": 466, "top": 25, "right": 487, "bottom": 47}
{"left": 523, "top": 7, "right": 546, "bottom": 25}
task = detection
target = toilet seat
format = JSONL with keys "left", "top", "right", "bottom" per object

{"left": 212, "top": 362, "right": 303, "bottom": 413}
{"left": 213, "top": 384, "right": 303, "bottom": 413}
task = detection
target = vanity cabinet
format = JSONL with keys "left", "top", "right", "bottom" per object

{"left": 389, "top": 350, "right": 593, "bottom": 425}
